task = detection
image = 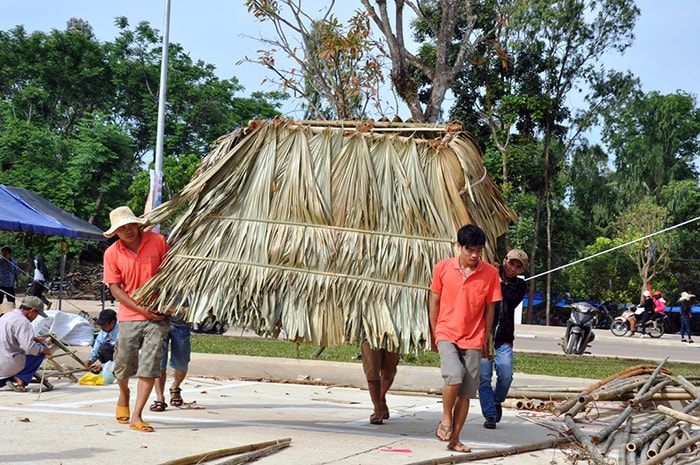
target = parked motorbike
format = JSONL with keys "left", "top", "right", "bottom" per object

{"left": 610, "top": 305, "right": 665, "bottom": 338}
{"left": 561, "top": 301, "right": 598, "bottom": 355}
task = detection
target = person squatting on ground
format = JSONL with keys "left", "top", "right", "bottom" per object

{"left": 479, "top": 248, "right": 528, "bottom": 430}
{"left": 429, "top": 224, "right": 502, "bottom": 453}
{"left": 361, "top": 340, "right": 400, "bottom": 425}
{"left": 30, "top": 254, "right": 51, "bottom": 308}
{"left": 103, "top": 206, "right": 170, "bottom": 433}
{"left": 150, "top": 310, "right": 192, "bottom": 412}
{"left": 0, "top": 296, "right": 52, "bottom": 391}
{"left": 84, "top": 309, "right": 119, "bottom": 372}
{"left": 678, "top": 291, "right": 695, "bottom": 343}
{"left": 0, "top": 246, "right": 20, "bottom": 305}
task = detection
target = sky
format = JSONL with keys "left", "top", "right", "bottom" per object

{"left": 1, "top": 0, "right": 699, "bottom": 121}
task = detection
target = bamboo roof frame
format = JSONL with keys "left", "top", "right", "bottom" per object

{"left": 135, "top": 118, "right": 517, "bottom": 353}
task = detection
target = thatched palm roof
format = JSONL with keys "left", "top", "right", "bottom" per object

{"left": 136, "top": 118, "right": 516, "bottom": 353}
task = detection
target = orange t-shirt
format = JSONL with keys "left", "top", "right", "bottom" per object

{"left": 103, "top": 231, "right": 169, "bottom": 322}
{"left": 430, "top": 257, "right": 502, "bottom": 349}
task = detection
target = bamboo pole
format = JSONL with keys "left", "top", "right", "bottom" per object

{"left": 553, "top": 365, "right": 661, "bottom": 416}
{"left": 619, "top": 416, "right": 634, "bottom": 465}
{"left": 564, "top": 414, "right": 607, "bottom": 464}
{"left": 157, "top": 438, "right": 292, "bottom": 465}
{"left": 599, "top": 427, "right": 618, "bottom": 455}
{"left": 657, "top": 405, "right": 700, "bottom": 427}
{"left": 637, "top": 433, "right": 700, "bottom": 465}
{"left": 627, "top": 378, "right": 673, "bottom": 407}
{"left": 404, "top": 437, "right": 572, "bottom": 465}
{"left": 627, "top": 397, "right": 700, "bottom": 452}
{"left": 215, "top": 442, "right": 291, "bottom": 465}
{"left": 593, "top": 367, "right": 670, "bottom": 444}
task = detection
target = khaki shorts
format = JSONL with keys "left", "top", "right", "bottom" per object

{"left": 361, "top": 340, "right": 400, "bottom": 381}
{"left": 114, "top": 320, "right": 169, "bottom": 379}
{"left": 437, "top": 340, "right": 480, "bottom": 398}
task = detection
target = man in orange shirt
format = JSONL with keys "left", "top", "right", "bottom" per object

{"left": 103, "top": 206, "right": 170, "bottom": 433}
{"left": 429, "top": 224, "right": 501, "bottom": 453}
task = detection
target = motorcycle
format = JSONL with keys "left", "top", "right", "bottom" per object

{"left": 610, "top": 305, "right": 665, "bottom": 338}
{"left": 561, "top": 301, "right": 598, "bottom": 355}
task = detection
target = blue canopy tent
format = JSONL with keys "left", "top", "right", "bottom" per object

{"left": 0, "top": 184, "right": 106, "bottom": 308}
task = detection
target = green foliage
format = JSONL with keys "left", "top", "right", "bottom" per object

{"left": 605, "top": 91, "right": 700, "bottom": 204}
{"left": 128, "top": 153, "right": 201, "bottom": 214}
{"left": 613, "top": 199, "right": 677, "bottom": 293}
{"left": 564, "top": 236, "right": 637, "bottom": 303}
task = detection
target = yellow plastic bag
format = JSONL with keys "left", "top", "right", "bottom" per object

{"left": 78, "top": 372, "right": 105, "bottom": 386}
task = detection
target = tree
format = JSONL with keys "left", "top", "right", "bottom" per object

{"left": 107, "top": 17, "right": 283, "bottom": 165}
{"left": 243, "top": 0, "right": 385, "bottom": 120}
{"left": 477, "top": 0, "right": 639, "bottom": 324}
{"left": 604, "top": 91, "right": 700, "bottom": 205}
{"left": 613, "top": 199, "right": 677, "bottom": 297}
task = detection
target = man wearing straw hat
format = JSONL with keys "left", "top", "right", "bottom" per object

{"left": 678, "top": 291, "right": 695, "bottom": 343}
{"left": 103, "top": 206, "right": 169, "bottom": 433}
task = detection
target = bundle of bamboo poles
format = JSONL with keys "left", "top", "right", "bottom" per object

{"left": 407, "top": 361, "right": 698, "bottom": 465}
{"left": 506, "top": 361, "right": 700, "bottom": 465}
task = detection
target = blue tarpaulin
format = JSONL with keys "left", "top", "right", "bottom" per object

{"left": 0, "top": 185, "right": 104, "bottom": 241}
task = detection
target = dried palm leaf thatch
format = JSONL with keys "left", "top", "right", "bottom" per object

{"left": 135, "top": 119, "right": 517, "bottom": 353}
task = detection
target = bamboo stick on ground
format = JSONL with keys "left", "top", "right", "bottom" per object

{"left": 215, "top": 442, "right": 291, "bottom": 465}
{"left": 553, "top": 365, "right": 662, "bottom": 416}
{"left": 599, "top": 427, "right": 619, "bottom": 456}
{"left": 628, "top": 397, "right": 700, "bottom": 452}
{"left": 564, "top": 414, "right": 608, "bottom": 464}
{"left": 404, "top": 437, "right": 573, "bottom": 465}
{"left": 628, "top": 378, "right": 673, "bottom": 407}
{"left": 157, "top": 438, "right": 292, "bottom": 465}
{"left": 657, "top": 405, "right": 700, "bottom": 427}
{"left": 638, "top": 433, "right": 700, "bottom": 465}
{"left": 644, "top": 432, "right": 669, "bottom": 458}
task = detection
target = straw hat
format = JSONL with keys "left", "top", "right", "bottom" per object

{"left": 103, "top": 206, "right": 146, "bottom": 238}
{"left": 679, "top": 291, "right": 695, "bottom": 301}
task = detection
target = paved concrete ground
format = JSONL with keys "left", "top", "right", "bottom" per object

{"left": 1, "top": 354, "right": 593, "bottom": 465}
{"left": 0, "top": 299, "right": 693, "bottom": 465}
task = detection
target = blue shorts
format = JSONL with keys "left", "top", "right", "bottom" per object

{"left": 160, "top": 324, "right": 191, "bottom": 372}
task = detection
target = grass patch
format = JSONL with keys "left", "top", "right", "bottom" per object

{"left": 191, "top": 334, "right": 699, "bottom": 380}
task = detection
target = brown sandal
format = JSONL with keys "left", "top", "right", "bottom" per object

{"left": 149, "top": 400, "right": 167, "bottom": 412}
{"left": 169, "top": 387, "right": 183, "bottom": 407}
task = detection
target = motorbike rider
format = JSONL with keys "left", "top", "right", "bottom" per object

{"left": 653, "top": 290, "right": 666, "bottom": 315}
{"left": 637, "top": 290, "right": 655, "bottom": 337}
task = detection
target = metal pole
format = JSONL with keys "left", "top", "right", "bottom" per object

{"left": 153, "top": 0, "right": 171, "bottom": 211}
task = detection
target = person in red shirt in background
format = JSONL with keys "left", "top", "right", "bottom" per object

{"left": 653, "top": 290, "right": 666, "bottom": 315}
{"left": 103, "top": 206, "right": 170, "bottom": 433}
{"left": 429, "top": 224, "right": 501, "bottom": 453}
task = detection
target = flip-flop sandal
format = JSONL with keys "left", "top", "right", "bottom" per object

{"left": 130, "top": 421, "right": 154, "bottom": 433}
{"left": 116, "top": 405, "right": 130, "bottom": 424}
{"left": 149, "top": 400, "right": 167, "bottom": 412}
{"left": 369, "top": 413, "right": 383, "bottom": 425}
{"left": 447, "top": 441, "right": 471, "bottom": 453}
{"left": 435, "top": 422, "right": 452, "bottom": 441}
{"left": 7, "top": 381, "right": 27, "bottom": 392}
{"left": 381, "top": 408, "right": 390, "bottom": 420}
{"left": 169, "top": 387, "right": 183, "bottom": 407}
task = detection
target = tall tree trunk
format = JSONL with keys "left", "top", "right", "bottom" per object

{"left": 89, "top": 191, "right": 104, "bottom": 225}
{"left": 526, "top": 188, "right": 544, "bottom": 324}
